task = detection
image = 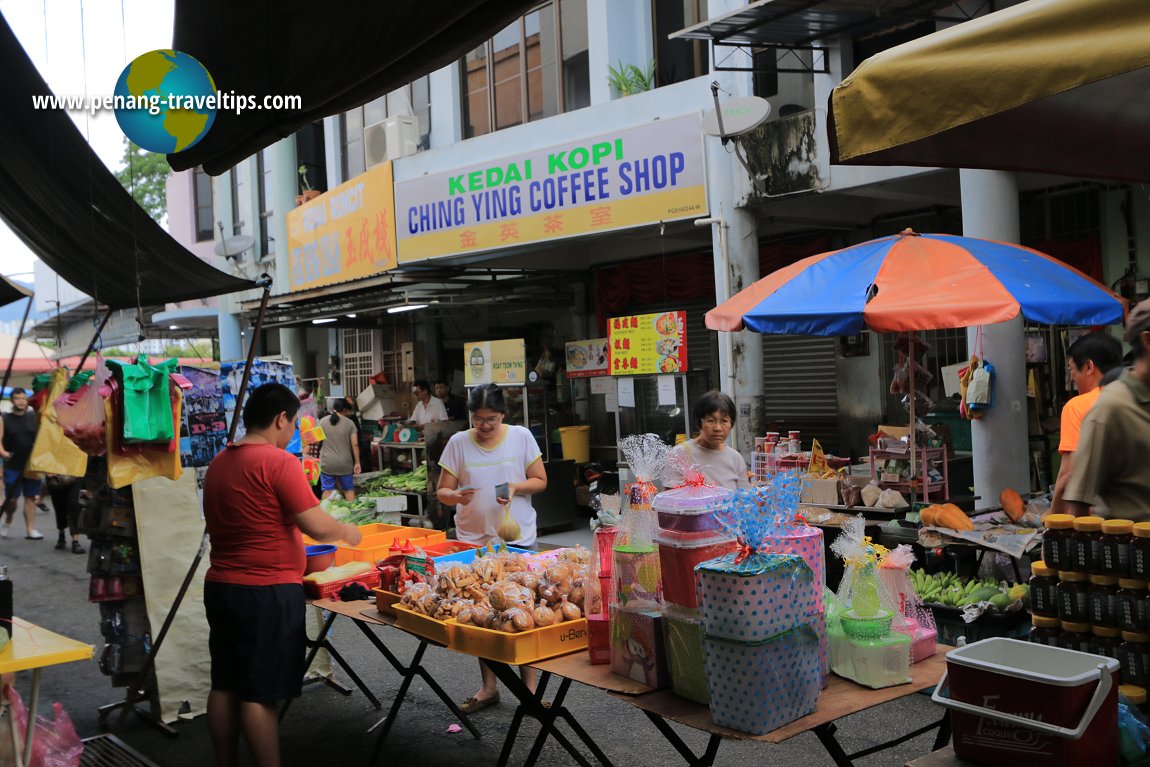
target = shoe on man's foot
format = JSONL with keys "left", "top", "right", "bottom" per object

{"left": 0, "top": 522, "right": 9, "bottom": 539}
{"left": 72, "top": 541, "right": 86, "bottom": 554}
{"left": 55, "top": 534, "right": 66, "bottom": 550}
{"left": 25, "top": 530, "right": 44, "bottom": 540}
{"left": 37, "top": 502, "right": 49, "bottom": 513}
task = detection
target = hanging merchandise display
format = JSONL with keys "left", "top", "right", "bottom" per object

{"left": 56, "top": 358, "right": 110, "bottom": 457}
{"left": 26, "top": 367, "right": 88, "bottom": 477}
{"left": 106, "top": 356, "right": 180, "bottom": 443}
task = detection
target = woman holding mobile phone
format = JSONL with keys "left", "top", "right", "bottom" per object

{"left": 435, "top": 383, "right": 547, "bottom": 712}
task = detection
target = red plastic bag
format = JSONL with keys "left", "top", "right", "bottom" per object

{"left": 56, "top": 359, "right": 109, "bottom": 457}
{"left": 4, "top": 685, "right": 84, "bottom": 767}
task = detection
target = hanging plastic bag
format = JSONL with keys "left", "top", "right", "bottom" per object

{"left": 496, "top": 504, "right": 521, "bottom": 543}
{"left": 106, "top": 355, "right": 178, "bottom": 443}
{"left": 56, "top": 359, "right": 110, "bottom": 456}
{"left": 26, "top": 368, "right": 88, "bottom": 477}
{"left": 5, "top": 685, "right": 84, "bottom": 767}
{"left": 104, "top": 380, "right": 184, "bottom": 489}
{"left": 966, "top": 360, "right": 995, "bottom": 416}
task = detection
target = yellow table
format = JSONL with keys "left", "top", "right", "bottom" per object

{"left": 0, "top": 617, "right": 93, "bottom": 767}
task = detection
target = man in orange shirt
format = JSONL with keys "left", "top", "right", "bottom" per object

{"left": 1049, "top": 332, "right": 1123, "bottom": 515}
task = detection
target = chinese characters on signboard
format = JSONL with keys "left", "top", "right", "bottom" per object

{"left": 564, "top": 338, "right": 609, "bottom": 378}
{"left": 608, "top": 312, "right": 687, "bottom": 376}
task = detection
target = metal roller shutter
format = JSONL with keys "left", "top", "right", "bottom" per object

{"left": 761, "top": 335, "right": 840, "bottom": 452}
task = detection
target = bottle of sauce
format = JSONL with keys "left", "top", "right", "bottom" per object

{"left": 1043, "top": 514, "right": 1076, "bottom": 571}
{"left": 1133, "top": 523, "right": 1150, "bottom": 579}
{"left": 1060, "top": 621, "right": 1093, "bottom": 653}
{"left": 1117, "top": 579, "right": 1149, "bottom": 633}
{"left": 1071, "top": 516, "right": 1104, "bottom": 573}
{"left": 1092, "top": 625, "right": 1124, "bottom": 659}
{"left": 1119, "top": 632, "right": 1150, "bottom": 687}
{"left": 1029, "top": 614, "right": 1062, "bottom": 646}
{"left": 1101, "top": 519, "right": 1134, "bottom": 577}
{"left": 1088, "top": 574, "right": 1119, "bottom": 627}
{"left": 1057, "top": 570, "right": 1089, "bottom": 622}
{"left": 1028, "top": 561, "right": 1059, "bottom": 618}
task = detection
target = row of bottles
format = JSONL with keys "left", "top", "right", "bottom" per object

{"left": 1042, "top": 515, "right": 1150, "bottom": 577}
{"left": 1030, "top": 560, "right": 1150, "bottom": 631}
{"left": 1030, "top": 615, "right": 1150, "bottom": 687}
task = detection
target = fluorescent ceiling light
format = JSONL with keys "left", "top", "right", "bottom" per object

{"left": 387, "top": 303, "right": 428, "bottom": 314}
{"left": 168, "top": 325, "right": 179, "bottom": 330}
{"left": 312, "top": 317, "right": 336, "bottom": 324}
{"left": 346, "top": 313, "right": 357, "bottom": 318}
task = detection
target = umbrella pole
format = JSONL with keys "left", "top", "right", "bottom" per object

{"left": 908, "top": 332, "right": 917, "bottom": 508}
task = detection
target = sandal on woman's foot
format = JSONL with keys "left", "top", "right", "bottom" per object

{"left": 458, "top": 694, "right": 499, "bottom": 713}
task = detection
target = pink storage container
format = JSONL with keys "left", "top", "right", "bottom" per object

{"left": 932, "top": 638, "right": 1119, "bottom": 767}
{"left": 652, "top": 484, "right": 732, "bottom": 534}
{"left": 655, "top": 529, "right": 737, "bottom": 609}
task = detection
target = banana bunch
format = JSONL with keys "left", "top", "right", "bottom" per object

{"left": 909, "top": 569, "right": 1005, "bottom": 608}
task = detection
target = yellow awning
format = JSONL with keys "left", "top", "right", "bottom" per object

{"left": 829, "top": 0, "right": 1150, "bottom": 182}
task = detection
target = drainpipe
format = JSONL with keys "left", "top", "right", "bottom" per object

{"left": 695, "top": 213, "right": 737, "bottom": 435}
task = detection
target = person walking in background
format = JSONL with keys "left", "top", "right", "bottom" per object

{"left": 318, "top": 399, "right": 360, "bottom": 500}
{"left": 1064, "top": 301, "right": 1150, "bottom": 521}
{"left": 202, "top": 383, "right": 362, "bottom": 767}
{"left": 0, "top": 388, "right": 45, "bottom": 540}
{"left": 434, "top": 379, "right": 467, "bottom": 420}
{"left": 1049, "top": 331, "right": 1123, "bottom": 515}
{"left": 663, "top": 390, "right": 750, "bottom": 490}
{"left": 436, "top": 383, "right": 547, "bottom": 712}
{"left": 46, "top": 473, "right": 84, "bottom": 553}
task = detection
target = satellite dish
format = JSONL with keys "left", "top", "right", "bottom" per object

{"left": 701, "top": 96, "right": 771, "bottom": 137}
{"left": 215, "top": 234, "right": 255, "bottom": 261}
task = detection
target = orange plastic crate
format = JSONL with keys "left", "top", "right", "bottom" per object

{"left": 392, "top": 604, "right": 454, "bottom": 646}
{"left": 324, "top": 526, "right": 448, "bottom": 566}
{"left": 451, "top": 619, "right": 589, "bottom": 664}
{"left": 373, "top": 587, "right": 400, "bottom": 616}
{"left": 302, "top": 569, "right": 380, "bottom": 600}
{"left": 421, "top": 540, "right": 482, "bottom": 558}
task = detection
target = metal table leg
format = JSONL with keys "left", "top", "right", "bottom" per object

{"left": 281, "top": 610, "right": 381, "bottom": 722}
{"left": 639, "top": 711, "right": 722, "bottom": 767}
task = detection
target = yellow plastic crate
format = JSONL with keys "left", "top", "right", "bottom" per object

{"left": 392, "top": 604, "right": 454, "bottom": 646}
{"left": 451, "top": 619, "right": 589, "bottom": 664}
{"left": 373, "top": 587, "right": 400, "bottom": 616}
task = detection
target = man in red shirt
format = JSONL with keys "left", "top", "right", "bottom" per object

{"left": 202, "top": 383, "right": 361, "bottom": 767}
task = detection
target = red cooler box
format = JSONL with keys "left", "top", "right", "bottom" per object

{"left": 932, "top": 637, "right": 1118, "bottom": 766}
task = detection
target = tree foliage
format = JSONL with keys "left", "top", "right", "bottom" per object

{"left": 112, "top": 139, "right": 170, "bottom": 223}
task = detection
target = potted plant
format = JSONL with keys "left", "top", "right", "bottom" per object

{"left": 295, "top": 165, "right": 321, "bottom": 206}
{"left": 607, "top": 59, "right": 655, "bottom": 97}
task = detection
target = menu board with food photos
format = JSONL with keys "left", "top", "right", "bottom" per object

{"left": 565, "top": 338, "right": 609, "bottom": 378}
{"left": 607, "top": 311, "right": 687, "bottom": 376}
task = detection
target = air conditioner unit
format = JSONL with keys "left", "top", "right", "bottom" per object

{"left": 365, "top": 115, "right": 418, "bottom": 168}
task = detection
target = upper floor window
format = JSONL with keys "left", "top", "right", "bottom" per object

{"left": 461, "top": 0, "right": 589, "bottom": 139}
{"left": 340, "top": 76, "right": 432, "bottom": 180}
{"left": 192, "top": 167, "right": 213, "bottom": 241}
{"left": 654, "top": 0, "right": 705, "bottom": 87}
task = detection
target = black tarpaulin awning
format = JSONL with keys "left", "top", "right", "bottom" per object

{"left": 168, "top": 0, "right": 539, "bottom": 175}
{"left": 0, "top": 13, "right": 253, "bottom": 310}
{"left": 0, "top": 276, "right": 32, "bottom": 309}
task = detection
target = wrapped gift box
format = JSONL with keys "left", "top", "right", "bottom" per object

{"left": 695, "top": 552, "right": 820, "bottom": 643}
{"left": 610, "top": 606, "right": 670, "bottom": 688}
{"left": 762, "top": 525, "right": 825, "bottom": 590}
{"left": 702, "top": 624, "right": 822, "bottom": 735}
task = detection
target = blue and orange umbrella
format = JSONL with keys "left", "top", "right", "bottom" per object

{"left": 705, "top": 230, "right": 1126, "bottom": 335}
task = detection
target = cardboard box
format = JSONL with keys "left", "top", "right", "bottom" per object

{"left": 610, "top": 607, "right": 670, "bottom": 688}
{"left": 800, "top": 476, "right": 840, "bottom": 506}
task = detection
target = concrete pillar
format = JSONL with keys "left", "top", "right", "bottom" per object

{"left": 268, "top": 135, "right": 298, "bottom": 295}
{"left": 280, "top": 327, "right": 308, "bottom": 378}
{"left": 960, "top": 169, "right": 1030, "bottom": 504}
{"left": 218, "top": 308, "right": 243, "bottom": 362}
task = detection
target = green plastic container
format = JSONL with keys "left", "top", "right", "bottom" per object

{"left": 664, "top": 605, "right": 709, "bottom": 704}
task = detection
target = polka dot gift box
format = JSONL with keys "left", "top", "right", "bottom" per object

{"left": 702, "top": 624, "right": 822, "bottom": 735}
{"left": 762, "top": 525, "right": 825, "bottom": 591}
{"left": 694, "top": 552, "right": 820, "bottom": 643}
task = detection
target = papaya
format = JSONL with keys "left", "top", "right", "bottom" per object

{"left": 1000, "top": 487, "right": 1025, "bottom": 522}
{"left": 936, "top": 503, "right": 973, "bottom": 532}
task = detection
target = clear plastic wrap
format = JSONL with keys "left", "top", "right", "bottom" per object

{"left": 613, "top": 434, "right": 670, "bottom": 612}
{"left": 877, "top": 544, "right": 938, "bottom": 663}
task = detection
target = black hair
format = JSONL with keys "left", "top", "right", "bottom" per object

{"left": 1133, "top": 336, "right": 1147, "bottom": 363}
{"left": 693, "top": 390, "right": 737, "bottom": 430}
{"left": 413, "top": 379, "right": 430, "bottom": 393}
{"left": 329, "top": 397, "right": 352, "bottom": 425}
{"left": 1068, "top": 332, "right": 1123, "bottom": 374}
{"left": 1099, "top": 366, "right": 1125, "bottom": 387}
{"left": 242, "top": 383, "right": 300, "bottom": 431}
{"left": 434, "top": 379, "right": 448, "bottom": 388}
{"left": 467, "top": 383, "right": 507, "bottom": 414}
{"left": 8, "top": 387, "right": 26, "bottom": 399}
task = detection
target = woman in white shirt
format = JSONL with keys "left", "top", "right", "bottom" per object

{"left": 664, "top": 390, "right": 750, "bottom": 490}
{"left": 436, "top": 383, "right": 547, "bottom": 712}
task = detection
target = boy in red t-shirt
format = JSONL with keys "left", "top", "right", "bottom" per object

{"left": 202, "top": 383, "right": 361, "bottom": 767}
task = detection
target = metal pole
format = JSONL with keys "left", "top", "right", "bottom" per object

{"left": 113, "top": 276, "right": 272, "bottom": 732}
{"left": 76, "top": 309, "right": 113, "bottom": 373}
{"left": 0, "top": 296, "right": 32, "bottom": 396}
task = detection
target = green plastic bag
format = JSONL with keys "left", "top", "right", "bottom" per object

{"left": 107, "top": 355, "right": 178, "bottom": 443}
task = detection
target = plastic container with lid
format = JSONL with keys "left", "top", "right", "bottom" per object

{"left": 1029, "top": 561, "right": 1059, "bottom": 618}
{"left": 1042, "top": 514, "right": 1076, "bottom": 571}
{"left": 1119, "top": 631, "right": 1150, "bottom": 687}
{"left": 1133, "top": 523, "right": 1150, "bottom": 579}
{"left": 652, "top": 484, "right": 733, "bottom": 533}
{"left": 1101, "top": 519, "right": 1134, "bottom": 577}
{"left": 1088, "top": 574, "right": 1119, "bottom": 627}
{"left": 1059, "top": 621, "right": 1093, "bottom": 653}
{"left": 1070, "top": 516, "right": 1104, "bottom": 573}
{"left": 654, "top": 529, "right": 738, "bottom": 608}
{"left": 1091, "top": 625, "right": 1124, "bottom": 659}
{"left": 1120, "top": 684, "right": 1148, "bottom": 707}
{"left": 1057, "top": 570, "right": 1089, "bottom": 622}
{"left": 1117, "top": 579, "right": 1150, "bottom": 633}
{"left": 1029, "top": 614, "right": 1061, "bottom": 646}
